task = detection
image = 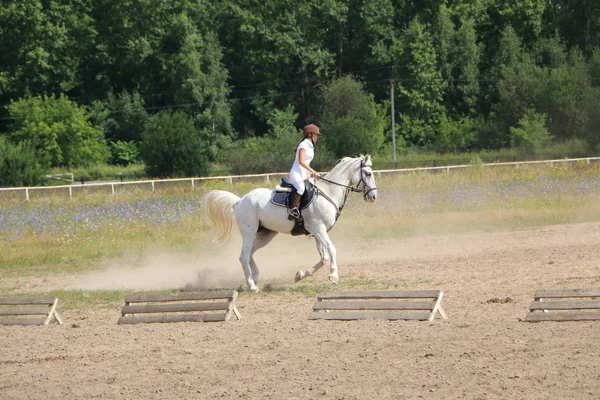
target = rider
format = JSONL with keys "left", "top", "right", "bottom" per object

{"left": 288, "top": 124, "right": 321, "bottom": 220}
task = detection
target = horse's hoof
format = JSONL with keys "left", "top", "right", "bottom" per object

{"left": 328, "top": 274, "right": 339, "bottom": 285}
{"left": 295, "top": 271, "right": 305, "bottom": 282}
{"left": 249, "top": 286, "right": 260, "bottom": 293}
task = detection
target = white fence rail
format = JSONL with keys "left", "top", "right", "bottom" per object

{"left": 1, "top": 157, "right": 599, "bottom": 202}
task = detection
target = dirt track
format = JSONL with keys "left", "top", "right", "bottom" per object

{"left": 1, "top": 222, "right": 600, "bottom": 399}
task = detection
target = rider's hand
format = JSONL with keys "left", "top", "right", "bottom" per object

{"left": 313, "top": 172, "right": 321, "bottom": 179}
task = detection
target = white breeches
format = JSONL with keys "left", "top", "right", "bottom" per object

{"left": 292, "top": 179, "right": 306, "bottom": 195}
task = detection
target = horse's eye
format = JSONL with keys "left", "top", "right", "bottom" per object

{"left": 365, "top": 171, "right": 372, "bottom": 177}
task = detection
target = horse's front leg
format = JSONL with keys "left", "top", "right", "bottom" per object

{"left": 295, "top": 240, "right": 329, "bottom": 282}
{"left": 312, "top": 231, "right": 338, "bottom": 284}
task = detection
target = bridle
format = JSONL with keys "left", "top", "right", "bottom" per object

{"left": 318, "top": 160, "right": 377, "bottom": 199}
{"left": 314, "top": 159, "right": 377, "bottom": 219}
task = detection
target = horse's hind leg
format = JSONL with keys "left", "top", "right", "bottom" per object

{"left": 249, "top": 229, "right": 278, "bottom": 285}
{"left": 239, "top": 233, "right": 258, "bottom": 292}
{"left": 295, "top": 239, "right": 329, "bottom": 282}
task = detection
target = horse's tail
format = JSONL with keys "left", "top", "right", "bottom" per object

{"left": 203, "top": 190, "right": 241, "bottom": 244}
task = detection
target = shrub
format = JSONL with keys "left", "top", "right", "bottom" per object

{"left": 6, "top": 94, "right": 110, "bottom": 168}
{"left": 509, "top": 109, "right": 553, "bottom": 154}
{"left": 320, "top": 75, "right": 387, "bottom": 158}
{"left": 110, "top": 140, "right": 140, "bottom": 166}
{"left": 0, "top": 137, "right": 45, "bottom": 186}
{"left": 139, "top": 110, "right": 210, "bottom": 177}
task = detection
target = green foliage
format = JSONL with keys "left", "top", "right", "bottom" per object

{"left": 220, "top": 106, "right": 308, "bottom": 174}
{"left": 104, "top": 91, "right": 150, "bottom": 143}
{"left": 395, "top": 18, "right": 447, "bottom": 126}
{"left": 543, "top": 0, "right": 600, "bottom": 55}
{"left": 221, "top": 0, "right": 341, "bottom": 136}
{"left": 320, "top": 76, "right": 386, "bottom": 158}
{"left": 581, "top": 87, "right": 600, "bottom": 149}
{"left": 140, "top": 110, "right": 209, "bottom": 178}
{"left": 432, "top": 6, "right": 481, "bottom": 118}
{"left": 67, "top": 162, "right": 145, "bottom": 183}
{"left": 509, "top": 109, "right": 553, "bottom": 153}
{"left": 0, "top": 0, "right": 96, "bottom": 102}
{"left": 110, "top": 140, "right": 140, "bottom": 166}
{"left": 84, "top": 0, "right": 232, "bottom": 149}
{"left": 452, "top": 18, "right": 481, "bottom": 116}
{"left": 6, "top": 94, "right": 110, "bottom": 168}
{"left": 432, "top": 115, "right": 480, "bottom": 153}
{"left": 534, "top": 48, "right": 589, "bottom": 141}
{"left": 0, "top": 137, "right": 45, "bottom": 186}
{"left": 484, "top": 27, "right": 534, "bottom": 148}
{"left": 492, "top": 0, "right": 547, "bottom": 41}
{"left": 469, "top": 154, "right": 484, "bottom": 167}
{"left": 1, "top": 0, "right": 600, "bottom": 184}
{"left": 488, "top": 30, "right": 592, "bottom": 147}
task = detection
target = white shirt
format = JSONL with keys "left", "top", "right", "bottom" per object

{"left": 289, "top": 139, "right": 314, "bottom": 184}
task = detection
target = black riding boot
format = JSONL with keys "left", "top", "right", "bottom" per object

{"left": 288, "top": 192, "right": 302, "bottom": 220}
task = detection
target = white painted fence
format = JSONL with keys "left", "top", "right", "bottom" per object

{"left": 1, "top": 157, "right": 598, "bottom": 201}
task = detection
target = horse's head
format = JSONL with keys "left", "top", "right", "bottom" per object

{"left": 354, "top": 154, "right": 377, "bottom": 202}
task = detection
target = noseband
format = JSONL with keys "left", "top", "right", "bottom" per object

{"left": 319, "top": 161, "right": 377, "bottom": 200}
{"left": 355, "top": 162, "right": 377, "bottom": 200}
{"left": 312, "top": 159, "right": 377, "bottom": 226}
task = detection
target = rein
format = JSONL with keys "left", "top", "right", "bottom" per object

{"left": 317, "top": 161, "right": 377, "bottom": 199}
{"left": 313, "top": 161, "right": 377, "bottom": 220}
{"left": 318, "top": 176, "right": 363, "bottom": 193}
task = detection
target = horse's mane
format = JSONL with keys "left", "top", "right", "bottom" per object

{"left": 325, "top": 154, "right": 372, "bottom": 182}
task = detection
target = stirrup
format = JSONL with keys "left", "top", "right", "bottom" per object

{"left": 288, "top": 207, "right": 300, "bottom": 220}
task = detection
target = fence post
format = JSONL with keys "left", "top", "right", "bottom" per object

{"left": 111, "top": 184, "right": 115, "bottom": 195}
{"left": 152, "top": 181, "right": 155, "bottom": 191}
{"left": 69, "top": 186, "right": 72, "bottom": 200}
{"left": 191, "top": 179, "right": 195, "bottom": 189}
{"left": 26, "top": 188, "right": 29, "bottom": 202}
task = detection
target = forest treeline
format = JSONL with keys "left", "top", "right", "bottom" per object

{"left": 1, "top": 0, "right": 600, "bottom": 186}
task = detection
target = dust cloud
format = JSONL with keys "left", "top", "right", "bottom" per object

{"left": 70, "top": 234, "right": 323, "bottom": 291}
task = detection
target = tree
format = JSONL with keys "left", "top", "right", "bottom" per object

{"left": 452, "top": 18, "right": 481, "bottom": 117}
{"left": 432, "top": 7, "right": 481, "bottom": 118}
{"left": 6, "top": 94, "right": 109, "bottom": 168}
{"left": 533, "top": 48, "right": 589, "bottom": 141}
{"left": 219, "top": 105, "right": 312, "bottom": 174}
{"left": 90, "top": 0, "right": 232, "bottom": 150}
{"left": 320, "top": 75, "right": 386, "bottom": 158}
{"left": 103, "top": 91, "right": 149, "bottom": 144}
{"left": 394, "top": 17, "right": 447, "bottom": 147}
{"left": 217, "top": 0, "right": 345, "bottom": 137}
{"left": 543, "top": 0, "right": 600, "bottom": 57}
{"left": 109, "top": 140, "right": 140, "bottom": 166}
{"left": 139, "top": 110, "right": 210, "bottom": 177}
{"left": 484, "top": 27, "right": 534, "bottom": 148}
{"left": 509, "top": 109, "right": 552, "bottom": 153}
{"left": 0, "top": 137, "right": 45, "bottom": 187}
{"left": 0, "top": 0, "right": 98, "bottom": 127}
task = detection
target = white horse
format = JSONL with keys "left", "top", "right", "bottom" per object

{"left": 203, "top": 154, "right": 378, "bottom": 292}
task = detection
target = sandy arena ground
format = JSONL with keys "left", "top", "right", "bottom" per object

{"left": 1, "top": 221, "right": 600, "bottom": 399}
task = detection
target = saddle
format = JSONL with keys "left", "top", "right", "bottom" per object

{"left": 271, "top": 178, "right": 317, "bottom": 209}
{"left": 270, "top": 178, "right": 317, "bottom": 236}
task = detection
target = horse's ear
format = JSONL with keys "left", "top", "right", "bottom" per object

{"left": 364, "top": 154, "right": 372, "bottom": 166}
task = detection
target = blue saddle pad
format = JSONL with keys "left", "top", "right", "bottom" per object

{"left": 270, "top": 184, "right": 317, "bottom": 210}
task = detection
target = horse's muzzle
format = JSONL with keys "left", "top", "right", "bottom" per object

{"left": 364, "top": 190, "right": 377, "bottom": 202}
